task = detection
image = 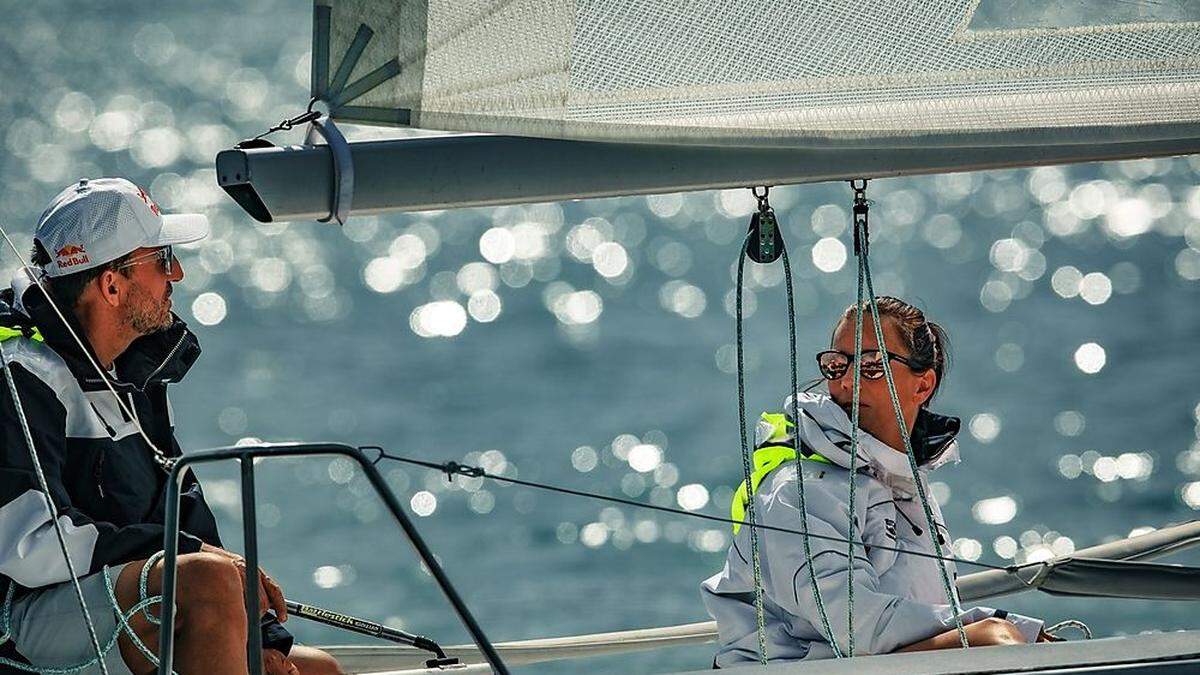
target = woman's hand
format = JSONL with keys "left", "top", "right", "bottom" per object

{"left": 199, "top": 543, "right": 288, "bottom": 621}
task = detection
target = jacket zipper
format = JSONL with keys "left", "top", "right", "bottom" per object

{"left": 139, "top": 332, "right": 187, "bottom": 388}
{"left": 94, "top": 453, "right": 105, "bottom": 499}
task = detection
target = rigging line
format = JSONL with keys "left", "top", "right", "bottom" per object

{"left": 0, "top": 336, "right": 108, "bottom": 674}
{"left": 780, "top": 244, "right": 842, "bottom": 658}
{"left": 853, "top": 212, "right": 969, "bottom": 649}
{"left": 0, "top": 227, "right": 173, "bottom": 471}
{"left": 734, "top": 228, "right": 768, "bottom": 665}
{"left": 361, "top": 448, "right": 1013, "bottom": 573}
{"left": 844, "top": 202, "right": 867, "bottom": 658}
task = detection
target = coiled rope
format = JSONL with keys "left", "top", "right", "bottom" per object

{"left": 0, "top": 553, "right": 171, "bottom": 674}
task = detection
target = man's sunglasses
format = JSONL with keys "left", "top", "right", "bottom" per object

{"left": 815, "top": 349, "right": 927, "bottom": 381}
{"left": 115, "top": 246, "right": 173, "bottom": 275}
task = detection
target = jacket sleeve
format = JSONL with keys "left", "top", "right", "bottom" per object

{"left": 758, "top": 477, "right": 1042, "bottom": 656}
{"left": 0, "top": 365, "right": 202, "bottom": 589}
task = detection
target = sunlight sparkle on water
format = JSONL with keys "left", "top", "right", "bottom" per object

{"left": 972, "top": 496, "right": 1017, "bottom": 525}
{"left": 571, "top": 446, "right": 598, "bottom": 472}
{"left": 1079, "top": 272, "right": 1112, "bottom": 305}
{"left": 952, "top": 537, "right": 983, "bottom": 561}
{"left": 627, "top": 444, "right": 663, "bottom": 472}
{"left": 1051, "top": 266, "right": 1083, "bottom": 298}
{"left": 191, "top": 292, "right": 227, "bottom": 326}
{"left": 1054, "top": 410, "right": 1086, "bottom": 437}
{"left": 660, "top": 281, "right": 706, "bottom": 318}
{"left": 410, "top": 301, "right": 468, "bottom": 338}
{"left": 1180, "top": 482, "right": 1200, "bottom": 509}
{"left": 993, "top": 536, "right": 1018, "bottom": 559}
{"left": 479, "top": 227, "right": 516, "bottom": 263}
{"left": 676, "top": 483, "right": 710, "bottom": 511}
{"left": 1074, "top": 342, "right": 1106, "bottom": 374}
{"left": 968, "top": 413, "right": 1001, "bottom": 443}
{"left": 410, "top": 491, "right": 437, "bottom": 516}
{"left": 364, "top": 257, "right": 407, "bottom": 293}
{"left": 312, "top": 565, "right": 344, "bottom": 589}
{"left": 555, "top": 290, "right": 603, "bottom": 325}
{"left": 811, "top": 237, "right": 847, "bottom": 273}
{"left": 592, "top": 241, "right": 629, "bottom": 278}
{"left": 581, "top": 522, "right": 609, "bottom": 548}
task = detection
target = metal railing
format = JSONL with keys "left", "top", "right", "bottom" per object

{"left": 155, "top": 442, "right": 507, "bottom": 675}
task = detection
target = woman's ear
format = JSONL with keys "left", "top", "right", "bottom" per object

{"left": 914, "top": 368, "right": 938, "bottom": 407}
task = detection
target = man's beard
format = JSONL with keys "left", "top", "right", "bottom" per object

{"left": 125, "top": 283, "right": 173, "bottom": 335}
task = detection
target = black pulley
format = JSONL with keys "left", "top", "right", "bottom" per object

{"left": 746, "top": 187, "right": 784, "bottom": 264}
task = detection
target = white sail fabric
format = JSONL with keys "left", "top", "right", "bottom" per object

{"left": 314, "top": 0, "right": 1200, "bottom": 149}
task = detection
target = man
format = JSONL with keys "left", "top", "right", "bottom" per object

{"left": 0, "top": 179, "right": 341, "bottom": 674}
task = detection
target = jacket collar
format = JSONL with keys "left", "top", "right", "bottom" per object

{"left": 3, "top": 270, "right": 200, "bottom": 392}
{"left": 778, "top": 392, "right": 960, "bottom": 496}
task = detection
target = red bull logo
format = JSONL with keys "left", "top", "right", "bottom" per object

{"left": 136, "top": 187, "right": 161, "bottom": 216}
{"left": 55, "top": 243, "right": 90, "bottom": 269}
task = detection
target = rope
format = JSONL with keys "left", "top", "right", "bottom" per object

{"left": 780, "top": 246, "right": 842, "bottom": 658}
{"left": 849, "top": 184, "right": 969, "bottom": 648}
{"left": 844, "top": 198, "right": 867, "bottom": 657}
{"left": 1045, "top": 619, "right": 1092, "bottom": 640}
{"left": 361, "top": 453, "right": 1014, "bottom": 573}
{"left": 734, "top": 231, "right": 769, "bottom": 664}
{"left": 0, "top": 555, "right": 172, "bottom": 674}
{"left": 0, "top": 336, "right": 108, "bottom": 674}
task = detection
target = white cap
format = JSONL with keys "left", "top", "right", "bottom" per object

{"left": 34, "top": 178, "right": 209, "bottom": 277}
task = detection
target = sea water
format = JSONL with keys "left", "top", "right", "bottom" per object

{"left": 2, "top": 3, "right": 1199, "bottom": 672}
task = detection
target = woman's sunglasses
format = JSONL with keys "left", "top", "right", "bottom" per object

{"left": 115, "top": 246, "right": 174, "bottom": 275}
{"left": 815, "top": 349, "right": 927, "bottom": 381}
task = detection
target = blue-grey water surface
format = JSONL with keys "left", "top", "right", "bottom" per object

{"left": 2, "top": 3, "right": 1200, "bottom": 673}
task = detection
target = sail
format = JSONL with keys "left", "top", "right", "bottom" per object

{"left": 312, "top": 0, "right": 1200, "bottom": 151}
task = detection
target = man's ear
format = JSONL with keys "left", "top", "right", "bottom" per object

{"left": 97, "top": 269, "right": 122, "bottom": 308}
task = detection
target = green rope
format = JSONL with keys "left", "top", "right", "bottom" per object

{"left": 0, "top": 554, "right": 176, "bottom": 674}
{"left": 856, "top": 224, "right": 969, "bottom": 649}
{"left": 735, "top": 233, "right": 769, "bottom": 665}
{"left": 845, "top": 224, "right": 866, "bottom": 657}
{"left": 735, "top": 197, "right": 843, "bottom": 662}
{"left": 780, "top": 246, "right": 843, "bottom": 659}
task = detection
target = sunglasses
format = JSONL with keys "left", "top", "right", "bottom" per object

{"left": 115, "top": 246, "right": 174, "bottom": 275}
{"left": 815, "top": 349, "right": 927, "bottom": 381}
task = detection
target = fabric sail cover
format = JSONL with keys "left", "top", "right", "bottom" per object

{"left": 312, "top": 0, "right": 1200, "bottom": 157}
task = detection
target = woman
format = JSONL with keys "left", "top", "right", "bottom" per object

{"left": 701, "top": 297, "right": 1047, "bottom": 666}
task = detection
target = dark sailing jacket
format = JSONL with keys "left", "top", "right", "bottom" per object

{"left": 0, "top": 276, "right": 291, "bottom": 664}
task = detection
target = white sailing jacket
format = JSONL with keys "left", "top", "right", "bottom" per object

{"left": 701, "top": 393, "right": 1042, "bottom": 665}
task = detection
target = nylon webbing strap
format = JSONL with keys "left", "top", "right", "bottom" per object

{"left": 305, "top": 115, "right": 354, "bottom": 225}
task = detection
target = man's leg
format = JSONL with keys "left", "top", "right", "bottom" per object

{"left": 113, "top": 552, "right": 250, "bottom": 675}
{"left": 288, "top": 646, "right": 345, "bottom": 675}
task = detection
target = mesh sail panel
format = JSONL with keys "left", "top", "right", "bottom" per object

{"left": 314, "top": 0, "right": 1200, "bottom": 150}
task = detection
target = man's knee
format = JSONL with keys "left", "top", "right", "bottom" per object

{"left": 176, "top": 552, "right": 245, "bottom": 616}
{"left": 288, "top": 646, "right": 344, "bottom": 675}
